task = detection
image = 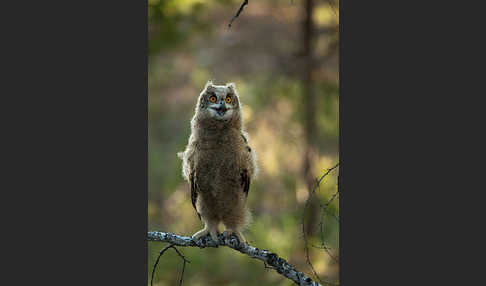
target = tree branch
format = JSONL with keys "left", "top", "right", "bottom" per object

{"left": 228, "top": 0, "right": 248, "bottom": 28}
{"left": 151, "top": 244, "right": 189, "bottom": 286}
{"left": 148, "top": 231, "right": 323, "bottom": 286}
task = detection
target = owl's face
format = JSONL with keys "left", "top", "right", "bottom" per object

{"left": 197, "top": 82, "right": 241, "bottom": 122}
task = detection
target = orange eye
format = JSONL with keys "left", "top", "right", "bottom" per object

{"left": 225, "top": 96, "right": 232, "bottom": 103}
{"left": 209, "top": 96, "right": 217, "bottom": 103}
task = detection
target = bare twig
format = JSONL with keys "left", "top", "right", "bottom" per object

{"left": 302, "top": 163, "right": 340, "bottom": 286}
{"left": 151, "top": 244, "right": 190, "bottom": 286}
{"left": 318, "top": 186, "right": 340, "bottom": 263}
{"left": 318, "top": 202, "right": 340, "bottom": 223}
{"left": 148, "top": 231, "right": 323, "bottom": 286}
{"left": 151, "top": 244, "right": 171, "bottom": 286}
{"left": 173, "top": 247, "right": 189, "bottom": 286}
{"left": 316, "top": 201, "right": 339, "bottom": 264}
{"left": 228, "top": 0, "right": 248, "bottom": 28}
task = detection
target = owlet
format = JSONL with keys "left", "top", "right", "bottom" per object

{"left": 178, "top": 81, "right": 258, "bottom": 244}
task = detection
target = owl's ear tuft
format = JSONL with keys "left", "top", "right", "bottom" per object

{"left": 226, "top": 82, "right": 236, "bottom": 90}
{"left": 203, "top": 80, "right": 215, "bottom": 93}
{"left": 227, "top": 83, "right": 239, "bottom": 100}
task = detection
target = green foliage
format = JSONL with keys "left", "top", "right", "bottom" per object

{"left": 148, "top": 0, "right": 237, "bottom": 55}
{"left": 148, "top": 0, "right": 206, "bottom": 54}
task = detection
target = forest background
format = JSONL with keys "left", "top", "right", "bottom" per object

{"left": 148, "top": 0, "right": 339, "bottom": 285}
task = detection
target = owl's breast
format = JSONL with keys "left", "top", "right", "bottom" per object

{"left": 193, "top": 145, "right": 242, "bottom": 193}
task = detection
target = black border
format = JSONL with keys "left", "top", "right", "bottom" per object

{"left": 338, "top": 0, "right": 474, "bottom": 284}
{"left": 4, "top": 0, "right": 148, "bottom": 284}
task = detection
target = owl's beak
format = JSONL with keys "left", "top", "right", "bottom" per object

{"left": 211, "top": 104, "right": 227, "bottom": 116}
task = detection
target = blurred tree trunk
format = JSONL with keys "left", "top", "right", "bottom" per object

{"left": 302, "top": 0, "right": 319, "bottom": 237}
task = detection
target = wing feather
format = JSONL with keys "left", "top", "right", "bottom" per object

{"left": 241, "top": 169, "right": 250, "bottom": 196}
{"left": 190, "top": 172, "right": 201, "bottom": 220}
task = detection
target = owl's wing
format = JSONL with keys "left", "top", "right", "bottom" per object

{"left": 190, "top": 172, "right": 201, "bottom": 220}
{"left": 241, "top": 133, "right": 248, "bottom": 144}
{"left": 241, "top": 169, "right": 250, "bottom": 196}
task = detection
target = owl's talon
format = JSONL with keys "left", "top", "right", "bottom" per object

{"left": 223, "top": 230, "right": 246, "bottom": 245}
{"left": 192, "top": 228, "right": 209, "bottom": 241}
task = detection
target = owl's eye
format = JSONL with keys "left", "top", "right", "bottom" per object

{"left": 225, "top": 96, "right": 232, "bottom": 103}
{"left": 209, "top": 96, "right": 217, "bottom": 103}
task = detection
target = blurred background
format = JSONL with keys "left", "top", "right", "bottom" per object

{"left": 148, "top": 0, "right": 339, "bottom": 285}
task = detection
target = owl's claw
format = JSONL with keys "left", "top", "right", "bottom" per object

{"left": 223, "top": 230, "right": 247, "bottom": 245}
{"left": 192, "top": 228, "right": 220, "bottom": 244}
{"left": 191, "top": 228, "right": 209, "bottom": 241}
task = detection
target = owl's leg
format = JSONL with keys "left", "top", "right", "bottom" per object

{"left": 208, "top": 224, "right": 219, "bottom": 242}
{"left": 222, "top": 221, "right": 246, "bottom": 244}
{"left": 222, "top": 207, "right": 249, "bottom": 244}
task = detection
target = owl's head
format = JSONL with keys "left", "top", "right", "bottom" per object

{"left": 194, "top": 80, "right": 242, "bottom": 127}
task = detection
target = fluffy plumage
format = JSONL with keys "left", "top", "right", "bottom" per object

{"left": 178, "top": 81, "right": 258, "bottom": 244}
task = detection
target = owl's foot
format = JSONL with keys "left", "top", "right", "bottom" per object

{"left": 192, "top": 228, "right": 208, "bottom": 240}
{"left": 209, "top": 229, "right": 219, "bottom": 242}
{"left": 223, "top": 230, "right": 246, "bottom": 245}
{"left": 192, "top": 228, "right": 219, "bottom": 243}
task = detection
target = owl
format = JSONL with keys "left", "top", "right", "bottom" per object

{"left": 178, "top": 81, "right": 258, "bottom": 244}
